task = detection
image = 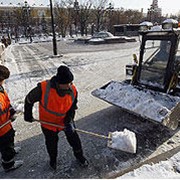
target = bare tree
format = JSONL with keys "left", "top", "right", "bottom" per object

{"left": 124, "top": 9, "right": 143, "bottom": 24}
{"left": 92, "top": 0, "right": 109, "bottom": 32}
{"left": 54, "top": 1, "right": 69, "bottom": 37}
{"left": 66, "top": 0, "right": 74, "bottom": 37}
{"left": 113, "top": 8, "right": 125, "bottom": 24}
{"left": 0, "top": 10, "right": 5, "bottom": 34}
{"left": 13, "top": 7, "right": 24, "bottom": 41}
{"left": 77, "top": 0, "right": 92, "bottom": 36}
{"left": 54, "top": 0, "right": 76, "bottom": 37}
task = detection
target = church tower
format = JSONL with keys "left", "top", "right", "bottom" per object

{"left": 152, "top": 0, "right": 158, "bottom": 9}
{"left": 147, "top": 0, "right": 162, "bottom": 23}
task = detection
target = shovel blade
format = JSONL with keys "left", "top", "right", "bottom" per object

{"left": 107, "top": 129, "right": 137, "bottom": 154}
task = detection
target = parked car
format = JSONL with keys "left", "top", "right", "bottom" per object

{"left": 75, "top": 31, "right": 136, "bottom": 44}
{"left": 89, "top": 31, "right": 126, "bottom": 44}
{"left": 91, "top": 31, "right": 114, "bottom": 38}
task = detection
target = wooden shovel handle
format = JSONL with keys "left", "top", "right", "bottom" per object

{"left": 33, "top": 119, "right": 110, "bottom": 140}
{"left": 33, "top": 119, "right": 65, "bottom": 128}
{"left": 75, "top": 128, "right": 110, "bottom": 139}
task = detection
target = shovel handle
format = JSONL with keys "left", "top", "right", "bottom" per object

{"left": 33, "top": 119, "right": 65, "bottom": 129}
{"left": 33, "top": 119, "right": 110, "bottom": 140}
{"left": 75, "top": 128, "right": 110, "bottom": 140}
{"left": 0, "top": 111, "right": 25, "bottom": 129}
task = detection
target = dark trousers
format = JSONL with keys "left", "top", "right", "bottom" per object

{"left": 0, "top": 129, "right": 16, "bottom": 169}
{"left": 41, "top": 124, "right": 83, "bottom": 164}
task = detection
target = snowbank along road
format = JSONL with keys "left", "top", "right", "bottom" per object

{"left": 0, "top": 40, "right": 180, "bottom": 178}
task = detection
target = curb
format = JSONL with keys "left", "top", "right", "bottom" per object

{"left": 106, "top": 145, "right": 180, "bottom": 179}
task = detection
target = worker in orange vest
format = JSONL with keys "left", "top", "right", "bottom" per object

{"left": 24, "top": 65, "right": 88, "bottom": 170}
{"left": 0, "top": 65, "right": 23, "bottom": 172}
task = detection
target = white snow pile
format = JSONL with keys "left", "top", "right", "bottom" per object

{"left": 150, "top": 25, "right": 162, "bottom": 31}
{"left": 89, "top": 38, "right": 104, "bottom": 42}
{"left": 139, "top": 21, "right": 153, "bottom": 27}
{"left": 13, "top": 101, "right": 24, "bottom": 113}
{"left": 92, "top": 81, "right": 180, "bottom": 123}
{"left": 108, "top": 129, "right": 137, "bottom": 154}
{"left": 118, "top": 151, "right": 180, "bottom": 179}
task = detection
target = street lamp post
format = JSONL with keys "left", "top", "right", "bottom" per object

{"left": 74, "top": 0, "right": 79, "bottom": 36}
{"left": 107, "top": 3, "right": 114, "bottom": 32}
{"left": 49, "top": 0, "right": 57, "bottom": 55}
{"left": 22, "top": 1, "right": 31, "bottom": 38}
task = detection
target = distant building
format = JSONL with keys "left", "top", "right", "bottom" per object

{"left": 0, "top": 2, "right": 50, "bottom": 37}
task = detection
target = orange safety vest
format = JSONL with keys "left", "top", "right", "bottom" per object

{"left": 39, "top": 80, "right": 77, "bottom": 132}
{"left": 0, "top": 91, "right": 12, "bottom": 136}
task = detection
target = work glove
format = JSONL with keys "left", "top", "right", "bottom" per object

{"left": 10, "top": 106, "right": 16, "bottom": 115}
{"left": 9, "top": 106, "right": 17, "bottom": 122}
{"left": 10, "top": 114, "right": 18, "bottom": 122}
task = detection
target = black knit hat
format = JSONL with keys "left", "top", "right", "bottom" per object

{"left": 56, "top": 65, "right": 74, "bottom": 84}
{"left": 0, "top": 65, "right": 10, "bottom": 81}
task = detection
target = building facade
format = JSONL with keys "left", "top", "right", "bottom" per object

{"left": 0, "top": 2, "right": 51, "bottom": 38}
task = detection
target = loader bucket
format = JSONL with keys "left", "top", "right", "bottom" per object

{"left": 92, "top": 81, "right": 180, "bottom": 130}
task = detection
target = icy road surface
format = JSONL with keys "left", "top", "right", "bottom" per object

{"left": 0, "top": 40, "right": 180, "bottom": 178}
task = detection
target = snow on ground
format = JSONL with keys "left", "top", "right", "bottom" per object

{"left": 118, "top": 151, "right": 180, "bottom": 178}
{"left": 17, "top": 35, "right": 63, "bottom": 44}
{"left": 1, "top": 39, "right": 180, "bottom": 178}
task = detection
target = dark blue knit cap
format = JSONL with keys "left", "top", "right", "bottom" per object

{"left": 56, "top": 65, "right": 74, "bottom": 84}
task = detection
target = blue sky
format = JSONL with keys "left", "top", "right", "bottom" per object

{"left": 1, "top": 0, "right": 180, "bottom": 15}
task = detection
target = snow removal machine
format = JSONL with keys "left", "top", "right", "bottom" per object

{"left": 92, "top": 19, "right": 180, "bottom": 130}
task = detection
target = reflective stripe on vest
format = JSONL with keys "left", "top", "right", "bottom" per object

{"left": 40, "top": 80, "right": 75, "bottom": 117}
{"left": 0, "top": 108, "right": 9, "bottom": 115}
{"left": 0, "top": 91, "right": 11, "bottom": 136}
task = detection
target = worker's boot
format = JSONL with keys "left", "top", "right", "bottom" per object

{"left": 4, "top": 160, "right": 23, "bottom": 172}
{"left": 74, "top": 149, "right": 89, "bottom": 167}
{"left": 77, "top": 156, "right": 89, "bottom": 167}
{"left": 49, "top": 159, "right": 57, "bottom": 170}
{"left": 14, "top": 146, "right": 21, "bottom": 154}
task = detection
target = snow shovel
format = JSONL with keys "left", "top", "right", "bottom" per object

{"left": 33, "top": 119, "right": 137, "bottom": 153}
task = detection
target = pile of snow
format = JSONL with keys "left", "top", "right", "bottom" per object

{"left": 118, "top": 151, "right": 180, "bottom": 178}
{"left": 139, "top": 21, "right": 153, "bottom": 27}
{"left": 13, "top": 101, "right": 24, "bottom": 113}
{"left": 108, "top": 129, "right": 137, "bottom": 154}
{"left": 92, "top": 81, "right": 180, "bottom": 123}
{"left": 163, "top": 18, "right": 178, "bottom": 24}
{"left": 150, "top": 25, "right": 162, "bottom": 31}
